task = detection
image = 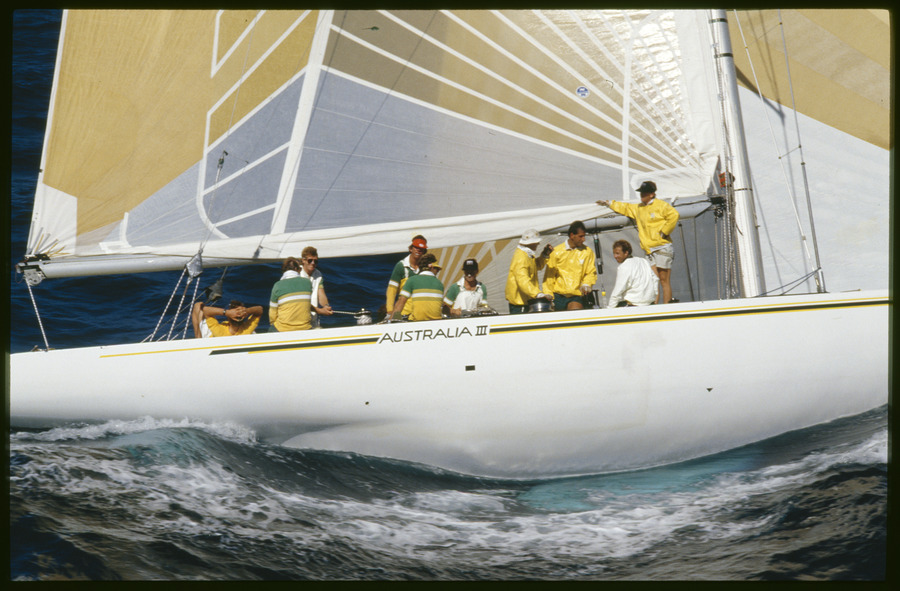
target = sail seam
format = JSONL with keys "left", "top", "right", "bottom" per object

{"left": 442, "top": 12, "right": 630, "bottom": 150}
{"left": 208, "top": 12, "right": 312, "bottom": 119}
{"left": 199, "top": 11, "right": 314, "bottom": 243}
{"left": 538, "top": 10, "right": 700, "bottom": 170}
{"left": 201, "top": 145, "right": 288, "bottom": 197}
{"left": 337, "top": 26, "right": 624, "bottom": 164}
{"left": 624, "top": 13, "right": 701, "bottom": 168}
{"left": 211, "top": 10, "right": 266, "bottom": 76}
{"left": 494, "top": 10, "right": 694, "bottom": 170}
{"left": 269, "top": 10, "right": 334, "bottom": 235}
{"left": 319, "top": 68, "right": 621, "bottom": 169}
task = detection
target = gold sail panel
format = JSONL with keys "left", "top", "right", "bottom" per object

{"left": 430, "top": 239, "right": 514, "bottom": 288}
{"left": 731, "top": 9, "right": 890, "bottom": 149}
{"left": 43, "top": 10, "right": 324, "bottom": 242}
{"left": 209, "top": 11, "right": 317, "bottom": 145}
{"left": 215, "top": 11, "right": 262, "bottom": 63}
{"left": 46, "top": 11, "right": 218, "bottom": 235}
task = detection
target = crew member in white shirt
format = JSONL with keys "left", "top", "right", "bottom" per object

{"left": 607, "top": 239, "right": 658, "bottom": 308}
{"left": 298, "top": 245, "right": 333, "bottom": 328}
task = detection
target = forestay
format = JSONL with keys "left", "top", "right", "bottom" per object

{"left": 26, "top": 10, "right": 726, "bottom": 278}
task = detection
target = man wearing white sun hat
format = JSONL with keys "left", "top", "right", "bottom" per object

{"left": 504, "top": 229, "right": 553, "bottom": 314}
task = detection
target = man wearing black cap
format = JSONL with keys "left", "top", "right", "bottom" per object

{"left": 597, "top": 181, "right": 680, "bottom": 304}
{"left": 442, "top": 258, "right": 488, "bottom": 316}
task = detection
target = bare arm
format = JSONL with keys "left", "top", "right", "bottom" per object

{"left": 316, "top": 287, "right": 333, "bottom": 315}
{"left": 191, "top": 302, "right": 204, "bottom": 338}
{"left": 391, "top": 295, "right": 409, "bottom": 320}
{"left": 229, "top": 305, "right": 264, "bottom": 319}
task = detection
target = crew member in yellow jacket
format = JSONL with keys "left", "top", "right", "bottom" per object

{"left": 191, "top": 300, "right": 263, "bottom": 337}
{"left": 598, "top": 180, "right": 680, "bottom": 304}
{"left": 504, "top": 229, "right": 553, "bottom": 314}
{"left": 543, "top": 220, "right": 597, "bottom": 311}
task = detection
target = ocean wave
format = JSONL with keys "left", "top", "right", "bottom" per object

{"left": 10, "top": 407, "right": 887, "bottom": 580}
{"left": 10, "top": 416, "right": 259, "bottom": 445}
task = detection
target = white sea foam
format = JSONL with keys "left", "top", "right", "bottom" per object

{"left": 10, "top": 413, "right": 886, "bottom": 574}
{"left": 264, "top": 425, "right": 890, "bottom": 564}
{"left": 10, "top": 416, "right": 258, "bottom": 444}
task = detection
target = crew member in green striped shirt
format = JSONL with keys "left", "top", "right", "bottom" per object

{"left": 390, "top": 253, "right": 444, "bottom": 321}
{"left": 269, "top": 257, "right": 314, "bottom": 331}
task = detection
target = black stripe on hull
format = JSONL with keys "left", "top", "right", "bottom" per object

{"left": 209, "top": 336, "right": 380, "bottom": 355}
{"left": 489, "top": 297, "right": 888, "bottom": 334}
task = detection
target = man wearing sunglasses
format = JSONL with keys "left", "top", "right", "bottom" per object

{"left": 300, "top": 245, "right": 333, "bottom": 328}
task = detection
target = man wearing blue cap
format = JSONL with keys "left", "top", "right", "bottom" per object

{"left": 597, "top": 181, "right": 680, "bottom": 304}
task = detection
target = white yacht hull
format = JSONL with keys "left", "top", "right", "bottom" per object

{"left": 10, "top": 290, "right": 889, "bottom": 478}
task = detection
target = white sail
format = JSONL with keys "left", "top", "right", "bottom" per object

{"left": 24, "top": 9, "right": 728, "bottom": 278}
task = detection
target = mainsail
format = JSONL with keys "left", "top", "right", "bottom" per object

{"left": 25, "top": 9, "right": 731, "bottom": 279}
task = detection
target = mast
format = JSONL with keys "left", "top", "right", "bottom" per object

{"left": 709, "top": 10, "right": 765, "bottom": 297}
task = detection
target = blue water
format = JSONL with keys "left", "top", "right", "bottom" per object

{"left": 9, "top": 10, "right": 889, "bottom": 581}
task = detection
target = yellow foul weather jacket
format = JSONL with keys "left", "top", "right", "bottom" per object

{"left": 505, "top": 247, "right": 547, "bottom": 306}
{"left": 543, "top": 242, "right": 597, "bottom": 297}
{"left": 608, "top": 198, "right": 679, "bottom": 254}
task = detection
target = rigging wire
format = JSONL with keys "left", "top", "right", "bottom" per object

{"left": 24, "top": 280, "right": 51, "bottom": 351}
{"left": 677, "top": 222, "right": 695, "bottom": 302}
{"left": 760, "top": 268, "right": 822, "bottom": 296}
{"left": 776, "top": 9, "right": 825, "bottom": 293}
{"left": 180, "top": 277, "right": 203, "bottom": 340}
{"left": 166, "top": 276, "right": 196, "bottom": 341}
{"left": 731, "top": 9, "right": 825, "bottom": 293}
{"left": 144, "top": 267, "right": 188, "bottom": 342}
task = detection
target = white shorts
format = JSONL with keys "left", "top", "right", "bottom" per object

{"left": 649, "top": 244, "right": 674, "bottom": 270}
